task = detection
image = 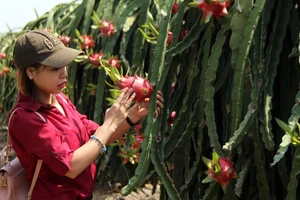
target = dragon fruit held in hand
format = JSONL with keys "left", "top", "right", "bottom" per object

{"left": 115, "top": 74, "right": 153, "bottom": 102}
{"left": 116, "top": 75, "right": 135, "bottom": 89}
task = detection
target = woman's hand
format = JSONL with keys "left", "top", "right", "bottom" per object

{"left": 127, "top": 90, "right": 165, "bottom": 123}
{"left": 103, "top": 88, "right": 136, "bottom": 129}
{"left": 102, "top": 90, "right": 164, "bottom": 144}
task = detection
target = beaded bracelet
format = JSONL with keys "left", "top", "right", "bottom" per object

{"left": 126, "top": 116, "right": 140, "bottom": 127}
{"left": 90, "top": 135, "right": 107, "bottom": 154}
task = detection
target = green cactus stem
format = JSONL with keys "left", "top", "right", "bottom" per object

{"left": 261, "top": 0, "right": 293, "bottom": 151}
{"left": 230, "top": 0, "right": 266, "bottom": 136}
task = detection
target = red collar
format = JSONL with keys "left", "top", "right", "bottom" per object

{"left": 17, "top": 92, "right": 43, "bottom": 111}
{"left": 17, "top": 92, "right": 68, "bottom": 111}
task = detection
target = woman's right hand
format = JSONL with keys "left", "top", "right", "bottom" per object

{"left": 103, "top": 88, "right": 136, "bottom": 130}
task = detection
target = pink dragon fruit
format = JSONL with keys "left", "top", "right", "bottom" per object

{"left": 59, "top": 35, "right": 71, "bottom": 47}
{"left": 108, "top": 57, "right": 120, "bottom": 68}
{"left": 202, "top": 151, "right": 237, "bottom": 193}
{"left": 132, "top": 74, "right": 153, "bottom": 102}
{"left": 89, "top": 52, "right": 104, "bottom": 66}
{"left": 116, "top": 75, "right": 135, "bottom": 89}
{"left": 100, "top": 20, "right": 116, "bottom": 37}
{"left": 172, "top": 3, "right": 179, "bottom": 15}
{"left": 189, "top": 0, "right": 230, "bottom": 23}
{"left": 167, "top": 111, "right": 176, "bottom": 125}
{"left": 80, "top": 35, "right": 95, "bottom": 50}
{"left": 114, "top": 74, "right": 153, "bottom": 102}
{"left": 0, "top": 52, "right": 7, "bottom": 59}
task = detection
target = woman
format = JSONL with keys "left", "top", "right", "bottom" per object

{"left": 9, "top": 30, "right": 164, "bottom": 199}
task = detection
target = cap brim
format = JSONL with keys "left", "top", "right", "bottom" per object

{"left": 39, "top": 47, "right": 84, "bottom": 68}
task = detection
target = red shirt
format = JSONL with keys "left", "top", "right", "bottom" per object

{"left": 8, "top": 92, "right": 100, "bottom": 200}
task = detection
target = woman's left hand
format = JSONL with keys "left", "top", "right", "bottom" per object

{"left": 128, "top": 91, "right": 164, "bottom": 123}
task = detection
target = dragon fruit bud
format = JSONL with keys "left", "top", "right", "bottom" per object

{"left": 100, "top": 20, "right": 116, "bottom": 37}
{"left": 202, "top": 152, "right": 237, "bottom": 193}
{"left": 210, "top": 158, "right": 237, "bottom": 187}
{"left": 0, "top": 52, "right": 6, "bottom": 59}
{"left": 132, "top": 74, "right": 153, "bottom": 102}
{"left": 3, "top": 66, "right": 9, "bottom": 73}
{"left": 131, "top": 134, "right": 144, "bottom": 149}
{"left": 0, "top": 66, "right": 9, "bottom": 77}
{"left": 167, "top": 111, "right": 176, "bottom": 125}
{"left": 189, "top": 0, "right": 230, "bottom": 23}
{"left": 179, "top": 30, "right": 190, "bottom": 41}
{"left": 109, "top": 57, "right": 120, "bottom": 68}
{"left": 172, "top": 3, "right": 179, "bottom": 15}
{"left": 89, "top": 52, "right": 104, "bottom": 66}
{"left": 167, "top": 31, "right": 173, "bottom": 45}
{"left": 116, "top": 75, "right": 135, "bottom": 89}
{"left": 134, "top": 124, "right": 142, "bottom": 134}
{"left": 81, "top": 35, "right": 95, "bottom": 50}
{"left": 199, "top": 1, "right": 229, "bottom": 18}
{"left": 59, "top": 35, "right": 71, "bottom": 47}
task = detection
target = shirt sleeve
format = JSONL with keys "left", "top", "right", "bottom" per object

{"left": 78, "top": 113, "right": 100, "bottom": 136}
{"left": 61, "top": 93, "right": 100, "bottom": 136}
{"left": 9, "top": 109, "right": 73, "bottom": 176}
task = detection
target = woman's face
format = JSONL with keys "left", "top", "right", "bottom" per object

{"left": 27, "top": 65, "right": 68, "bottom": 99}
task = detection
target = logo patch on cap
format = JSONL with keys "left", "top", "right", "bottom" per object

{"left": 43, "top": 34, "right": 62, "bottom": 49}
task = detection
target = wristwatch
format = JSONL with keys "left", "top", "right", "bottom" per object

{"left": 126, "top": 116, "right": 140, "bottom": 127}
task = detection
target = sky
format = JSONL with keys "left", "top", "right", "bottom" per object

{"left": 0, "top": 0, "right": 75, "bottom": 33}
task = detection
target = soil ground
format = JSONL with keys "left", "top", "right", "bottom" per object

{"left": 92, "top": 183, "right": 160, "bottom": 200}
{"left": 0, "top": 126, "right": 160, "bottom": 200}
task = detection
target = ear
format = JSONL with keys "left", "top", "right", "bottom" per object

{"left": 26, "top": 67, "right": 35, "bottom": 80}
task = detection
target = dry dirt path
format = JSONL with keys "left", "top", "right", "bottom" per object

{"left": 92, "top": 183, "right": 160, "bottom": 200}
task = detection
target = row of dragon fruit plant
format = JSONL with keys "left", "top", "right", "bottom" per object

{"left": 1, "top": 0, "right": 300, "bottom": 199}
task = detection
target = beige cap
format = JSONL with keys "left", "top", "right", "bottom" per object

{"left": 13, "top": 30, "right": 84, "bottom": 69}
